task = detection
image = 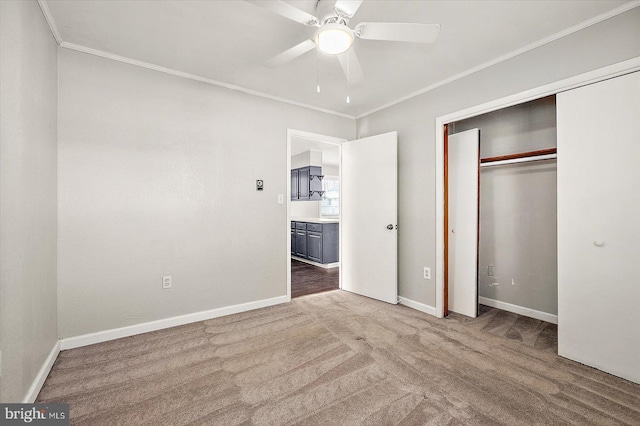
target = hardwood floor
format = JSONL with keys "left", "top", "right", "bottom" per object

{"left": 291, "top": 259, "right": 339, "bottom": 298}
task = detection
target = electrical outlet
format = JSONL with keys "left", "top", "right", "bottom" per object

{"left": 423, "top": 267, "right": 431, "bottom": 280}
{"left": 277, "top": 194, "right": 284, "bottom": 204}
{"left": 162, "top": 275, "right": 172, "bottom": 289}
{"left": 487, "top": 265, "right": 495, "bottom": 277}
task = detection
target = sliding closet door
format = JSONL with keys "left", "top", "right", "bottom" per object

{"left": 557, "top": 71, "right": 640, "bottom": 384}
{"left": 448, "top": 129, "right": 480, "bottom": 318}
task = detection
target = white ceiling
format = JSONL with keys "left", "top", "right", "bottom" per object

{"left": 45, "top": 0, "right": 634, "bottom": 117}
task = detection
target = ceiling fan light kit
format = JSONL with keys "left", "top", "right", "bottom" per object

{"left": 250, "top": 0, "right": 440, "bottom": 99}
{"left": 315, "top": 23, "right": 354, "bottom": 55}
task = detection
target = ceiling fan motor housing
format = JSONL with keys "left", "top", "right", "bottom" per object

{"left": 316, "top": 0, "right": 351, "bottom": 25}
{"left": 254, "top": 0, "right": 438, "bottom": 84}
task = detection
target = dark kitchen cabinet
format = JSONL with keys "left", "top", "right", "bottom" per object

{"left": 290, "top": 169, "right": 298, "bottom": 201}
{"left": 291, "top": 166, "right": 323, "bottom": 201}
{"left": 295, "top": 228, "right": 307, "bottom": 258}
{"left": 290, "top": 221, "right": 338, "bottom": 264}
{"left": 307, "top": 231, "right": 322, "bottom": 262}
{"left": 298, "top": 167, "right": 310, "bottom": 199}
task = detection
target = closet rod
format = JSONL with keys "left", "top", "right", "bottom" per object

{"left": 480, "top": 148, "right": 557, "bottom": 168}
{"left": 481, "top": 148, "right": 557, "bottom": 163}
{"left": 480, "top": 153, "right": 556, "bottom": 168}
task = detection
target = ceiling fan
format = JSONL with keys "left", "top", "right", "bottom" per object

{"left": 247, "top": 0, "right": 441, "bottom": 85}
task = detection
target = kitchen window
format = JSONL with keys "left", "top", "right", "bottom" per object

{"left": 320, "top": 176, "right": 339, "bottom": 217}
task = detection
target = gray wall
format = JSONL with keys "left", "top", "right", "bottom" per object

{"left": 57, "top": 49, "right": 354, "bottom": 338}
{"left": 0, "top": 1, "right": 58, "bottom": 402}
{"left": 452, "top": 98, "right": 557, "bottom": 315}
{"left": 452, "top": 97, "right": 557, "bottom": 158}
{"left": 356, "top": 8, "right": 640, "bottom": 308}
{"left": 478, "top": 163, "right": 557, "bottom": 314}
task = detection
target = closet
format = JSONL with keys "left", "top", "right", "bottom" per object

{"left": 445, "top": 70, "right": 639, "bottom": 384}
{"left": 448, "top": 96, "right": 558, "bottom": 323}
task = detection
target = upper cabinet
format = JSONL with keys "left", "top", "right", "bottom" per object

{"left": 290, "top": 169, "right": 299, "bottom": 200}
{"left": 298, "top": 167, "right": 310, "bottom": 199}
{"left": 291, "top": 166, "right": 323, "bottom": 201}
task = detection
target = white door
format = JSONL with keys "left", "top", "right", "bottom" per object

{"left": 557, "top": 71, "right": 640, "bottom": 383}
{"left": 341, "top": 131, "right": 397, "bottom": 304}
{"left": 448, "top": 129, "right": 480, "bottom": 317}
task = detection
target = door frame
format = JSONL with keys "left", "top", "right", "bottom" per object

{"left": 286, "top": 129, "right": 346, "bottom": 302}
{"left": 434, "top": 57, "right": 640, "bottom": 318}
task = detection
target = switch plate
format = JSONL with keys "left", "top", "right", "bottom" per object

{"left": 423, "top": 267, "right": 431, "bottom": 280}
{"left": 162, "top": 275, "right": 172, "bottom": 289}
{"left": 487, "top": 265, "right": 495, "bottom": 277}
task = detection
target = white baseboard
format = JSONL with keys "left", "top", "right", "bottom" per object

{"left": 398, "top": 296, "right": 437, "bottom": 317}
{"left": 479, "top": 297, "right": 558, "bottom": 324}
{"left": 291, "top": 256, "right": 339, "bottom": 269}
{"left": 23, "top": 341, "right": 60, "bottom": 403}
{"left": 59, "top": 295, "right": 288, "bottom": 350}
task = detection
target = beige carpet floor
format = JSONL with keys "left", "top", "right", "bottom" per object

{"left": 446, "top": 304, "right": 558, "bottom": 351}
{"left": 38, "top": 290, "right": 640, "bottom": 425}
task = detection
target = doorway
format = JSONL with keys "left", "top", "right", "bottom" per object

{"left": 286, "top": 129, "right": 399, "bottom": 303}
{"left": 286, "top": 130, "right": 344, "bottom": 300}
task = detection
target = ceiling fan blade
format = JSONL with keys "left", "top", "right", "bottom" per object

{"left": 265, "top": 39, "right": 317, "bottom": 68}
{"left": 334, "top": 0, "right": 363, "bottom": 18}
{"left": 246, "top": 0, "right": 319, "bottom": 26}
{"left": 337, "top": 48, "right": 364, "bottom": 85}
{"left": 355, "top": 22, "right": 441, "bottom": 43}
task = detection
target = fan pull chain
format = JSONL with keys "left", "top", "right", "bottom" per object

{"left": 346, "top": 52, "right": 350, "bottom": 103}
{"left": 316, "top": 49, "right": 320, "bottom": 93}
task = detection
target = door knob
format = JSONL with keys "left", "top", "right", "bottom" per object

{"left": 387, "top": 224, "right": 394, "bottom": 230}
{"left": 451, "top": 229, "right": 456, "bottom": 233}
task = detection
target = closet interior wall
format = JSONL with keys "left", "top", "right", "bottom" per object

{"left": 450, "top": 96, "right": 558, "bottom": 318}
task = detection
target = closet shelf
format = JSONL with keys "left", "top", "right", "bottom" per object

{"left": 481, "top": 148, "right": 557, "bottom": 167}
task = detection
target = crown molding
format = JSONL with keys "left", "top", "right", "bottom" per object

{"left": 60, "top": 42, "right": 355, "bottom": 120}
{"left": 37, "top": 1, "right": 353, "bottom": 120}
{"left": 36, "top": 0, "right": 639, "bottom": 121}
{"left": 355, "top": 0, "right": 640, "bottom": 119}
{"left": 37, "top": 0, "right": 62, "bottom": 45}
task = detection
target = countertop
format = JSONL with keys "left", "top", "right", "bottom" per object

{"left": 292, "top": 217, "right": 340, "bottom": 224}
